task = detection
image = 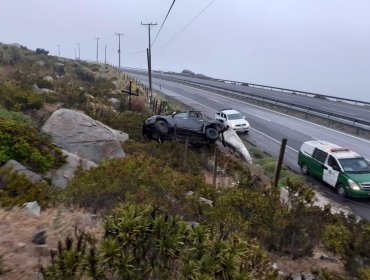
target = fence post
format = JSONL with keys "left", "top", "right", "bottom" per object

{"left": 273, "top": 138, "right": 287, "bottom": 188}
{"left": 183, "top": 137, "right": 189, "bottom": 167}
{"left": 213, "top": 146, "right": 218, "bottom": 187}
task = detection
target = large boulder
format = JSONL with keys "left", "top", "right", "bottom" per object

{"left": 42, "top": 108, "right": 128, "bottom": 163}
{"left": 45, "top": 149, "right": 97, "bottom": 189}
{"left": 221, "top": 129, "right": 252, "bottom": 163}
{"left": 0, "top": 160, "right": 43, "bottom": 184}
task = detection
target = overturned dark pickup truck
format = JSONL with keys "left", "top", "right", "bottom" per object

{"left": 142, "top": 110, "right": 227, "bottom": 144}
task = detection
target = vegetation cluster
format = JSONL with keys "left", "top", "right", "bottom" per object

{"left": 0, "top": 43, "right": 369, "bottom": 279}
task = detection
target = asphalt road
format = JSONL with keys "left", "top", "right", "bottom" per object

{"left": 128, "top": 72, "right": 370, "bottom": 221}
{"left": 153, "top": 72, "right": 370, "bottom": 123}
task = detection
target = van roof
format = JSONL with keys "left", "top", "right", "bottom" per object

{"left": 301, "top": 140, "right": 361, "bottom": 159}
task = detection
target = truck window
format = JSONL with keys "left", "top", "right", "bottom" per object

{"left": 312, "top": 148, "right": 327, "bottom": 163}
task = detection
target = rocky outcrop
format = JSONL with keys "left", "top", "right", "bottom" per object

{"left": 42, "top": 108, "right": 128, "bottom": 163}
{"left": 221, "top": 129, "right": 252, "bottom": 163}
{"left": 45, "top": 149, "right": 97, "bottom": 189}
{"left": 0, "top": 160, "right": 43, "bottom": 184}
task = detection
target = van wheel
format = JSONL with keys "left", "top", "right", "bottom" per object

{"left": 336, "top": 184, "right": 347, "bottom": 198}
{"left": 301, "top": 163, "right": 309, "bottom": 175}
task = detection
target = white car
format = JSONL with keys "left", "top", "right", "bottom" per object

{"left": 215, "top": 109, "right": 250, "bottom": 133}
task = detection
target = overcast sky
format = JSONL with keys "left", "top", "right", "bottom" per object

{"left": 1, "top": 0, "right": 370, "bottom": 102}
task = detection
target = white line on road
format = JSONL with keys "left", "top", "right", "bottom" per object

{"left": 181, "top": 83, "right": 370, "bottom": 144}
{"left": 250, "top": 128, "right": 299, "bottom": 153}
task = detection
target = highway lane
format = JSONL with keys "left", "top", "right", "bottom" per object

{"left": 127, "top": 70, "right": 370, "bottom": 124}
{"left": 128, "top": 72, "right": 370, "bottom": 220}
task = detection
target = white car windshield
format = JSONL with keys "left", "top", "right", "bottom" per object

{"left": 227, "top": 113, "right": 243, "bottom": 120}
{"left": 339, "top": 157, "right": 370, "bottom": 173}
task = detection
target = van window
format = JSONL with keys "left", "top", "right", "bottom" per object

{"left": 312, "top": 148, "right": 327, "bottom": 163}
{"left": 339, "top": 157, "right": 370, "bottom": 173}
{"left": 328, "top": 155, "right": 339, "bottom": 169}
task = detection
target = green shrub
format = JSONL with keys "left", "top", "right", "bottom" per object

{"left": 61, "top": 155, "right": 209, "bottom": 212}
{"left": 0, "top": 118, "right": 65, "bottom": 173}
{"left": 41, "top": 203, "right": 279, "bottom": 280}
{"left": 323, "top": 224, "right": 352, "bottom": 255}
{"left": 0, "top": 168, "right": 52, "bottom": 208}
{"left": 0, "top": 83, "right": 43, "bottom": 111}
{"left": 0, "top": 107, "right": 36, "bottom": 127}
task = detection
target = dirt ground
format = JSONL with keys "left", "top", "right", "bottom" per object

{"left": 0, "top": 206, "right": 102, "bottom": 280}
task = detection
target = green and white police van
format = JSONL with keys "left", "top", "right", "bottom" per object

{"left": 298, "top": 140, "right": 370, "bottom": 198}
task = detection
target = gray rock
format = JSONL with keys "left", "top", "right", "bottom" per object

{"left": 0, "top": 160, "right": 43, "bottom": 184}
{"left": 220, "top": 129, "right": 252, "bottom": 163}
{"left": 32, "top": 230, "right": 47, "bottom": 245}
{"left": 23, "top": 201, "right": 41, "bottom": 216}
{"left": 42, "top": 109, "right": 128, "bottom": 163}
{"left": 40, "top": 88, "right": 55, "bottom": 94}
{"left": 36, "top": 60, "right": 45, "bottom": 66}
{"left": 43, "top": 76, "right": 53, "bottom": 81}
{"left": 32, "top": 84, "right": 41, "bottom": 93}
{"left": 108, "top": 97, "right": 121, "bottom": 109}
{"left": 84, "top": 93, "right": 95, "bottom": 99}
{"left": 45, "top": 149, "right": 97, "bottom": 189}
{"left": 199, "top": 197, "right": 214, "bottom": 207}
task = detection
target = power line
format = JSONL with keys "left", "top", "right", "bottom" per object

{"left": 153, "top": 0, "right": 216, "bottom": 55}
{"left": 151, "top": 0, "right": 176, "bottom": 47}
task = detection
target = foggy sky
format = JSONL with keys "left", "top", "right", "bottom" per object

{"left": 1, "top": 0, "right": 370, "bottom": 102}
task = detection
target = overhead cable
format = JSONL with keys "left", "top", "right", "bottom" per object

{"left": 151, "top": 0, "right": 177, "bottom": 47}
{"left": 153, "top": 0, "right": 216, "bottom": 55}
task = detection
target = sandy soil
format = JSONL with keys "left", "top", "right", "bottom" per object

{"left": 0, "top": 206, "right": 102, "bottom": 280}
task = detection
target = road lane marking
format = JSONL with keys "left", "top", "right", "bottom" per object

{"left": 179, "top": 83, "right": 370, "bottom": 144}
{"left": 250, "top": 128, "right": 299, "bottom": 153}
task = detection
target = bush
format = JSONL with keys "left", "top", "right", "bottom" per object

{"left": 0, "top": 83, "right": 43, "bottom": 111}
{"left": 61, "top": 155, "right": 209, "bottom": 212}
{"left": 35, "top": 48, "right": 49, "bottom": 55}
{"left": 0, "top": 168, "right": 52, "bottom": 208}
{"left": 41, "top": 203, "right": 279, "bottom": 280}
{"left": 323, "top": 224, "right": 352, "bottom": 255}
{"left": 0, "top": 118, "right": 65, "bottom": 173}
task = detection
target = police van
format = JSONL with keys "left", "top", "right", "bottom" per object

{"left": 298, "top": 140, "right": 370, "bottom": 198}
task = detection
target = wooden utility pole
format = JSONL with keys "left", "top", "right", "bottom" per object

{"left": 141, "top": 22, "right": 157, "bottom": 93}
{"left": 95, "top": 37, "right": 100, "bottom": 62}
{"left": 273, "top": 138, "right": 288, "bottom": 187}
{"left": 77, "top": 42, "right": 81, "bottom": 60}
{"left": 104, "top": 44, "right": 107, "bottom": 64}
{"left": 115, "top": 33, "right": 124, "bottom": 71}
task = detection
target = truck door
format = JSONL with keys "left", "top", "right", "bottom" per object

{"left": 323, "top": 155, "right": 340, "bottom": 187}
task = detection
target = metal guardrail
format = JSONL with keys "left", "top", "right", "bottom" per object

{"left": 124, "top": 68, "right": 370, "bottom": 133}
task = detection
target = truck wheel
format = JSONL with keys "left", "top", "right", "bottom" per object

{"left": 155, "top": 120, "right": 169, "bottom": 135}
{"left": 205, "top": 127, "right": 219, "bottom": 141}
{"left": 301, "top": 163, "right": 309, "bottom": 175}
{"left": 336, "top": 184, "right": 347, "bottom": 198}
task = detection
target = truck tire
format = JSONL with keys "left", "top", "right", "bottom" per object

{"left": 205, "top": 127, "right": 219, "bottom": 142}
{"left": 155, "top": 120, "right": 169, "bottom": 135}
